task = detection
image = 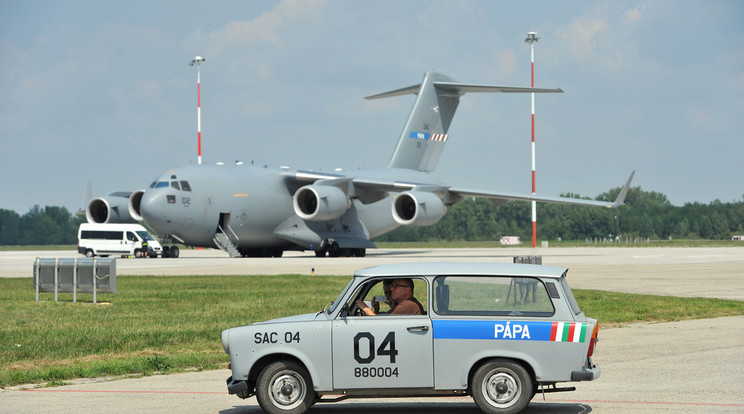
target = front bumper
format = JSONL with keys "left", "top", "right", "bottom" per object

{"left": 226, "top": 376, "right": 254, "bottom": 398}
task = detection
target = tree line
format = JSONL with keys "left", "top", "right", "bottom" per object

{"left": 375, "top": 187, "right": 744, "bottom": 243}
{"left": 1, "top": 187, "right": 743, "bottom": 246}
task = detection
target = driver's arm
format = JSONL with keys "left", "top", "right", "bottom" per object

{"left": 355, "top": 299, "right": 376, "bottom": 316}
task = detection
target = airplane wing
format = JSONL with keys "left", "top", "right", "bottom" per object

{"left": 290, "top": 170, "right": 635, "bottom": 208}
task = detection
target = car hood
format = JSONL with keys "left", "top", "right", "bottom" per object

{"left": 253, "top": 312, "right": 320, "bottom": 325}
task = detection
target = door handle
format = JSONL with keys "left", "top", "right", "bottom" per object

{"left": 407, "top": 325, "right": 429, "bottom": 332}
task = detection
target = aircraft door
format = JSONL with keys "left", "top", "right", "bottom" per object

{"left": 218, "top": 212, "right": 231, "bottom": 233}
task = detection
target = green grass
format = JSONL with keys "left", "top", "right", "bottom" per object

{"left": 2, "top": 275, "right": 743, "bottom": 388}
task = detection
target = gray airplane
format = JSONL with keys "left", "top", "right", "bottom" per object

{"left": 85, "top": 72, "right": 633, "bottom": 258}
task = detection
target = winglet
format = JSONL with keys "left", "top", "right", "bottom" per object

{"left": 611, "top": 171, "right": 635, "bottom": 207}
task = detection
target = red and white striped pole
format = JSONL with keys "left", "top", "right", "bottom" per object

{"left": 525, "top": 32, "right": 539, "bottom": 248}
{"left": 189, "top": 56, "right": 206, "bottom": 165}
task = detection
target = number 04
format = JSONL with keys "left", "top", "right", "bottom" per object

{"left": 353, "top": 331, "right": 398, "bottom": 364}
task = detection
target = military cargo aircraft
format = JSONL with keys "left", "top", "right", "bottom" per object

{"left": 85, "top": 72, "right": 634, "bottom": 258}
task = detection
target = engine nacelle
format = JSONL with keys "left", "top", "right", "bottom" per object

{"left": 293, "top": 185, "right": 351, "bottom": 221}
{"left": 128, "top": 190, "right": 145, "bottom": 222}
{"left": 85, "top": 192, "right": 142, "bottom": 224}
{"left": 392, "top": 191, "right": 447, "bottom": 227}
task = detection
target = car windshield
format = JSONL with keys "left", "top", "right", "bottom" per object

{"left": 328, "top": 277, "right": 355, "bottom": 314}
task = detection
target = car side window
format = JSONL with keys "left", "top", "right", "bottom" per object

{"left": 346, "top": 278, "right": 428, "bottom": 316}
{"left": 433, "top": 275, "right": 554, "bottom": 316}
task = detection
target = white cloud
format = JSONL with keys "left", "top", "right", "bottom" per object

{"left": 556, "top": 16, "right": 609, "bottom": 58}
{"left": 624, "top": 5, "right": 645, "bottom": 24}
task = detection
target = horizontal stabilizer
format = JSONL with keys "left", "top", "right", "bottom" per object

{"left": 433, "top": 82, "right": 562, "bottom": 95}
{"left": 365, "top": 82, "right": 562, "bottom": 100}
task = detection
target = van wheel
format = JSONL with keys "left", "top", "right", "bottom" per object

{"left": 85, "top": 249, "right": 94, "bottom": 257}
{"left": 256, "top": 360, "right": 315, "bottom": 414}
{"left": 169, "top": 245, "right": 179, "bottom": 258}
{"left": 471, "top": 359, "right": 533, "bottom": 414}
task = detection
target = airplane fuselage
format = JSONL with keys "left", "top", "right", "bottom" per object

{"left": 139, "top": 163, "right": 412, "bottom": 256}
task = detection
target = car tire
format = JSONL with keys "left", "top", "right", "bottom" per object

{"left": 169, "top": 245, "right": 179, "bottom": 258}
{"left": 471, "top": 359, "right": 533, "bottom": 414}
{"left": 256, "top": 360, "right": 315, "bottom": 414}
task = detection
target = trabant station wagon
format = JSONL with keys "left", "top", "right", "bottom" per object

{"left": 222, "top": 263, "right": 600, "bottom": 414}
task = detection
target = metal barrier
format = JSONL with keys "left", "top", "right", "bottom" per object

{"left": 513, "top": 255, "right": 542, "bottom": 265}
{"left": 33, "top": 257, "right": 116, "bottom": 303}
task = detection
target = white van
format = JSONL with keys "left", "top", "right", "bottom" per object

{"left": 77, "top": 223, "right": 163, "bottom": 258}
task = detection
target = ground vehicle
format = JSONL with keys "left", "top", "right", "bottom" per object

{"left": 222, "top": 262, "right": 600, "bottom": 414}
{"left": 77, "top": 223, "right": 163, "bottom": 258}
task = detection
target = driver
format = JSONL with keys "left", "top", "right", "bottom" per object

{"left": 356, "top": 278, "right": 423, "bottom": 316}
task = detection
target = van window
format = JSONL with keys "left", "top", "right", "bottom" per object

{"left": 126, "top": 231, "right": 138, "bottom": 241}
{"left": 80, "top": 230, "right": 123, "bottom": 240}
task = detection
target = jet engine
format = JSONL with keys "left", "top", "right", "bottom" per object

{"left": 392, "top": 191, "right": 447, "bottom": 227}
{"left": 128, "top": 190, "right": 145, "bottom": 222}
{"left": 85, "top": 192, "right": 142, "bottom": 224}
{"left": 293, "top": 185, "right": 351, "bottom": 221}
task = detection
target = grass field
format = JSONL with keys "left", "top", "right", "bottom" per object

{"left": 2, "top": 275, "right": 743, "bottom": 388}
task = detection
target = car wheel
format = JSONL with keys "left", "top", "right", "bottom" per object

{"left": 256, "top": 360, "right": 315, "bottom": 414}
{"left": 169, "top": 245, "right": 179, "bottom": 258}
{"left": 85, "top": 249, "right": 94, "bottom": 257}
{"left": 471, "top": 359, "right": 533, "bottom": 414}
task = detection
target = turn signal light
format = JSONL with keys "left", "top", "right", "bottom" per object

{"left": 587, "top": 323, "right": 599, "bottom": 357}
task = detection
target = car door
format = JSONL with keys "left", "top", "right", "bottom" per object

{"left": 331, "top": 316, "right": 433, "bottom": 389}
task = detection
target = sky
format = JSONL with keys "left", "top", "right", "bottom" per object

{"left": 1, "top": 0, "right": 743, "bottom": 215}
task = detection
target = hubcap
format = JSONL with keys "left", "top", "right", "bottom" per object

{"left": 269, "top": 372, "right": 306, "bottom": 409}
{"left": 484, "top": 371, "right": 520, "bottom": 407}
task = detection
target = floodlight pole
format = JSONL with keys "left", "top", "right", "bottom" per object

{"left": 189, "top": 56, "right": 206, "bottom": 165}
{"left": 525, "top": 32, "right": 539, "bottom": 248}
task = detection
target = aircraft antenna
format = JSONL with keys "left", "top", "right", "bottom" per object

{"left": 189, "top": 56, "right": 206, "bottom": 165}
{"left": 525, "top": 32, "right": 540, "bottom": 248}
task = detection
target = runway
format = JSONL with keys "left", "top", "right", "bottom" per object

{"left": 2, "top": 247, "right": 743, "bottom": 413}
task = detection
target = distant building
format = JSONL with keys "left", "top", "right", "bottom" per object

{"left": 500, "top": 236, "right": 522, "bottom": 245}
{"left": 733, "top": 235, "right": 744, "bottom": 241}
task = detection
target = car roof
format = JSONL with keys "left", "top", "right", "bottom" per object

{"left": 354, "top": 262, "right": 568, "bottom": 280}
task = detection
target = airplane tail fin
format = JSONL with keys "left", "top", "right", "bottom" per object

{"left": 365, "top": 72, "right": 563, "bottom": 172}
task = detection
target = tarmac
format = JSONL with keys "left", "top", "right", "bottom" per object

{"left": 2, "top": 246, "right": 743, "bottom": 413}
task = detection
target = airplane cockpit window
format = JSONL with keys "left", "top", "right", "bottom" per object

{"left": 180, "top": 181, "right": 192, "bottom": 191}
{"left": 149, "top": 182, "right": 156, "bottom": 189}
{"left": 156, "top": 182, "right": 169, "bottom": 188}
{"left": 171, "top": 181, "right": 180, "bottom": 190}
